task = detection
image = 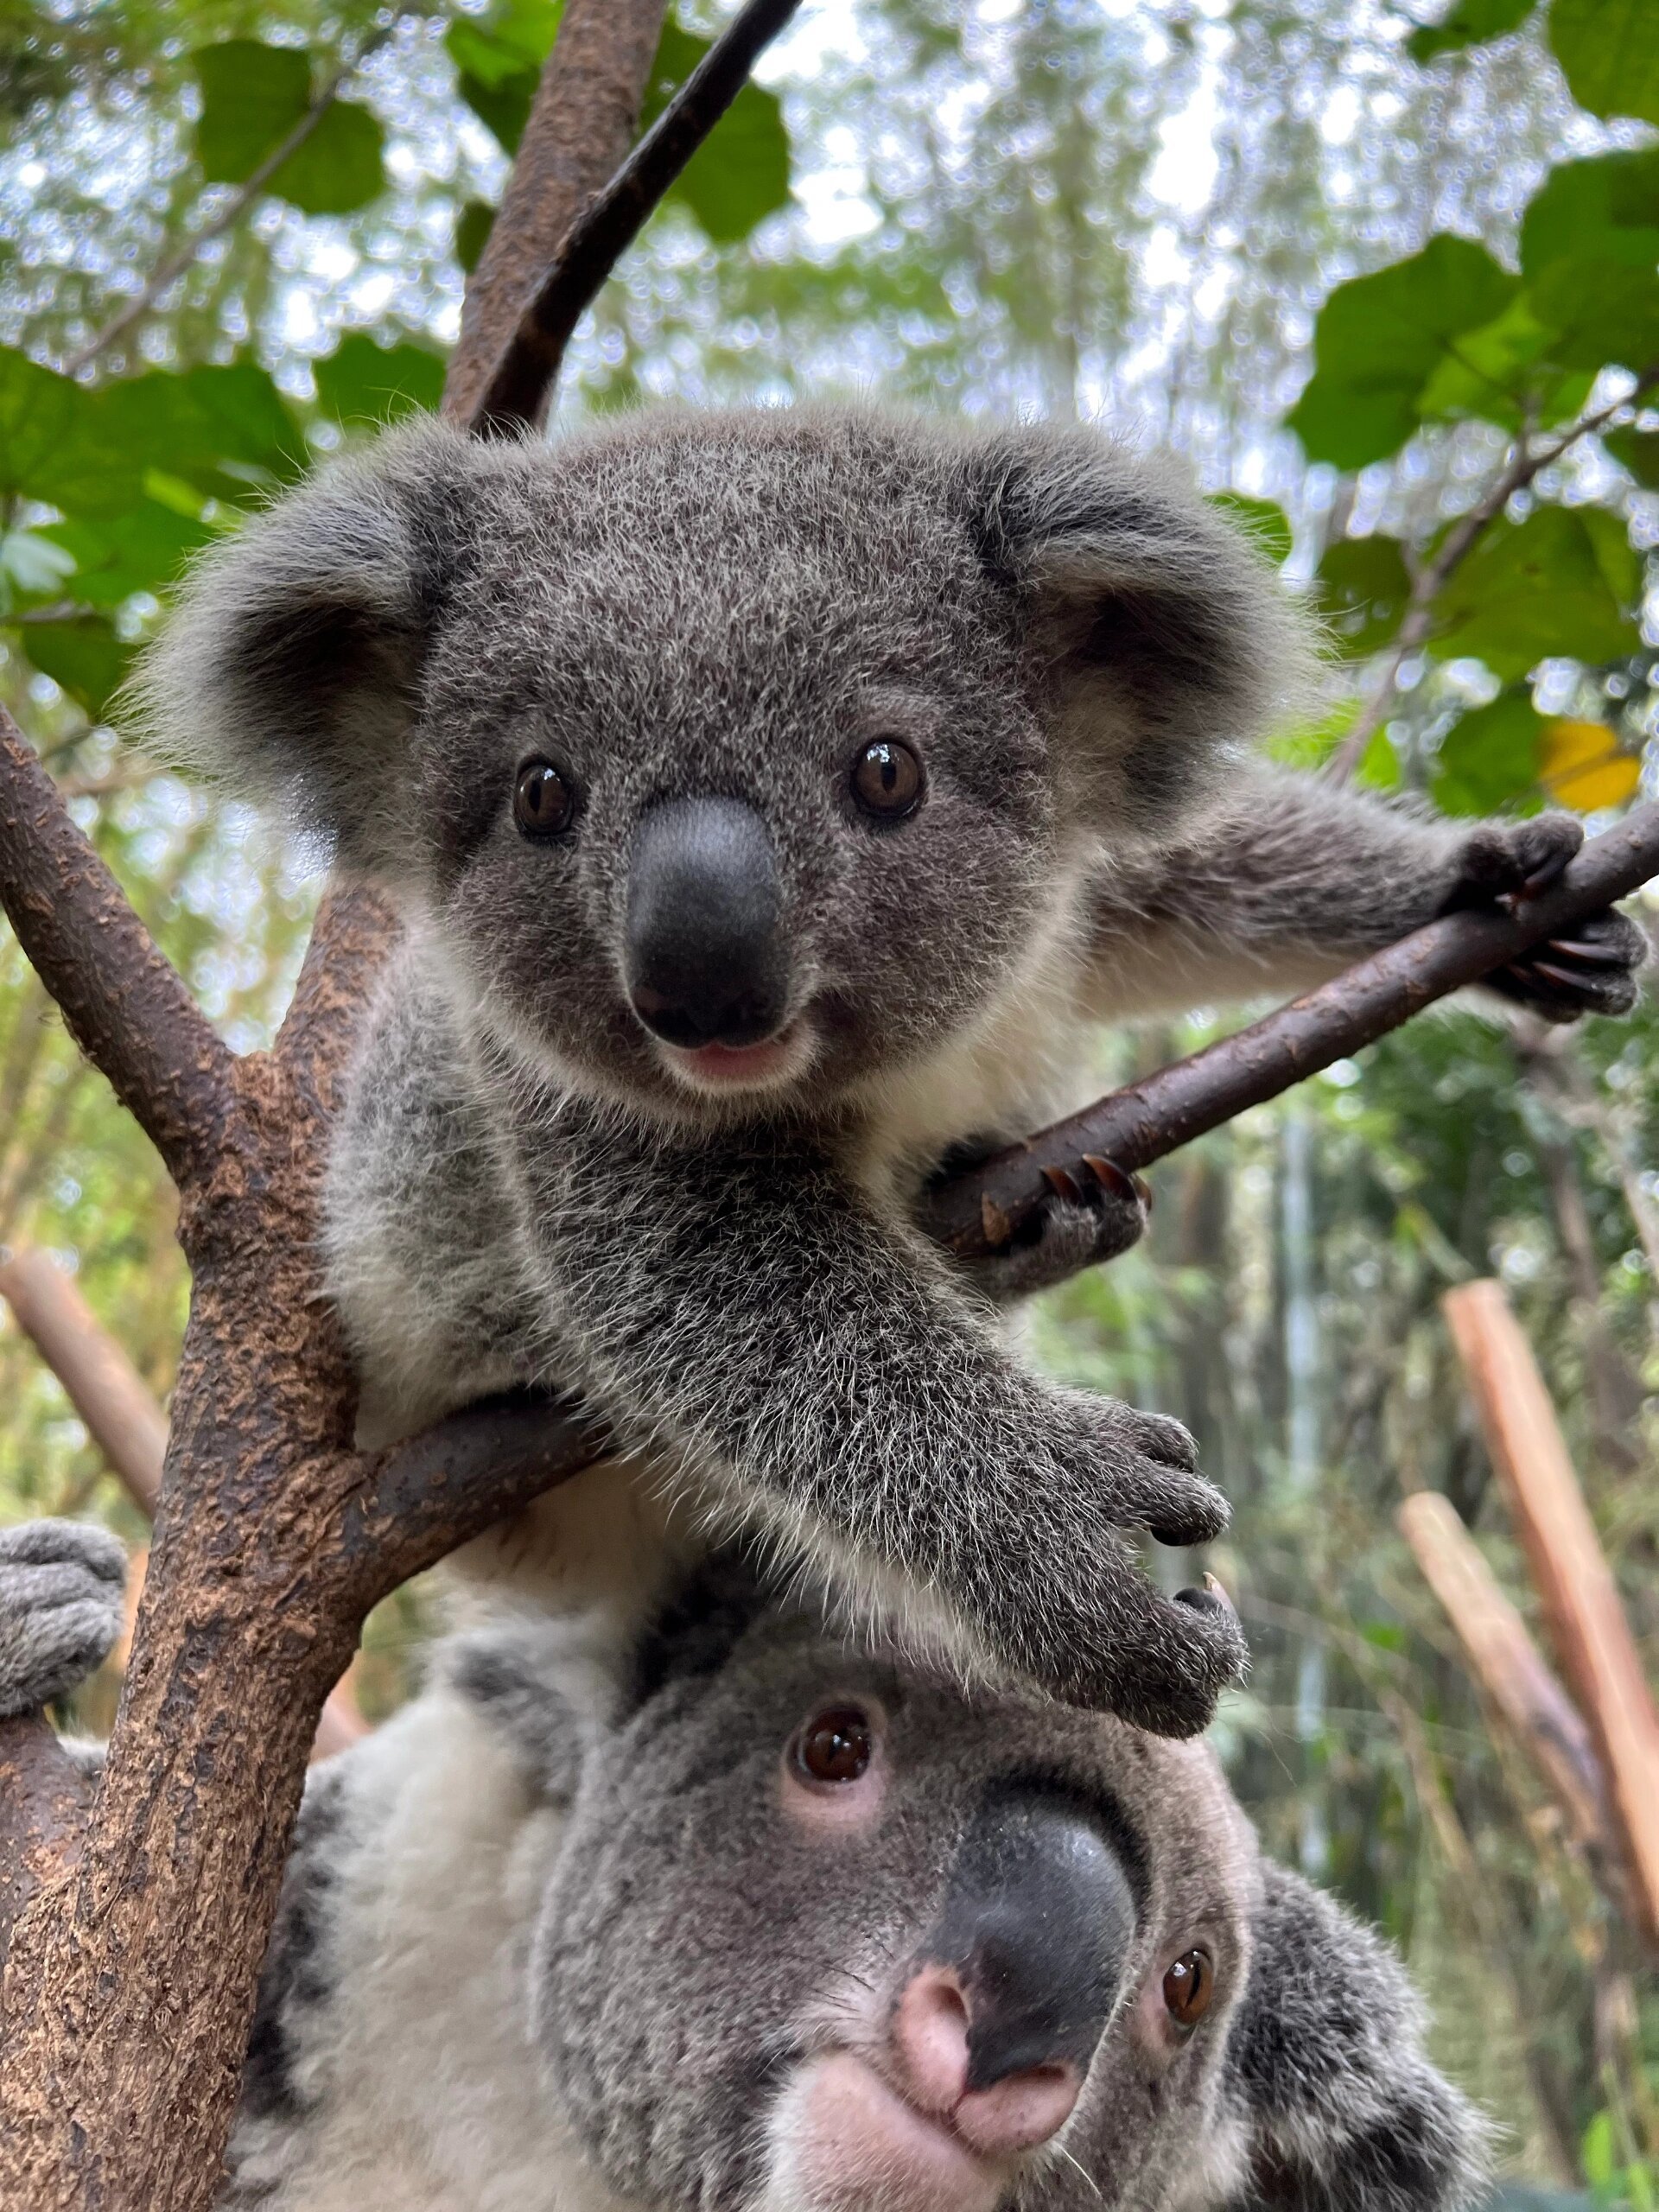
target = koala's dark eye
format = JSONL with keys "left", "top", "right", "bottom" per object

{"left": 1162, "top": 1948, "right": 1214, "bottom": 2032}
{"left": 849, "top": 739, "right": 924, "bottom": 823}
{"left": 514, "top": 760, "right": 576, "bottom": 839}
{"left": 793, "top": 1704, "right": 874, "bottom": 1785}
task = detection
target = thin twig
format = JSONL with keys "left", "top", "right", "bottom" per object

{"left": 62, "top": 51, "right": 370, "bottom": 378}
{"left": 918, "top": 804, "right": 1659, "bottom": 1257}
{"left": 467, "top": 0, "right": 805, "bottom": 435}
{"left": 1325, "top": 375, "right": 1659, "bottom": 785}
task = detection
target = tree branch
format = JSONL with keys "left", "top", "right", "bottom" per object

{"left": 462, "top": 0, "right": 805, "bottom": 435}
{"left": 918, "top": 803, "right": 1659, "bottom": 1258}
{"left": 0, "top": 703, "right": 234, "bottom": 1190}
{"left": 1325, "top": 376, "right": 1658, "bottom": 785}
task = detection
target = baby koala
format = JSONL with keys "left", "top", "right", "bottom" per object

{"left": 2, "top": 1518, "right": 1486, "bottom": 2212}
{"left": 136, "top": 404, "right": 1643, "bottom": 1735}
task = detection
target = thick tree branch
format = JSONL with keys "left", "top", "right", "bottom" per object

{"left": 463, "top": 0, "right": 804, "bottom": 435}
{"left": 0, "top": 704, "right": 234, "bottom": 1190}
{"left": 1325, "top": 376, "right": 1658, "bottom": 785}
{"left": 918, "top": 804, "right": 1659, "bottom": 1258}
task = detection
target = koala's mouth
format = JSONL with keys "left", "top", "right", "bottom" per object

{"left": 656, "top": 1020, "right": 817, "bottom": 1096}
{"left": 785, "top": 2051, "right": 1018, "bottom": 2212}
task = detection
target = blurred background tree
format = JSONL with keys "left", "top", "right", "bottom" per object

{"left": 2, "top": 0, "right": 1657, "bottom": 2191}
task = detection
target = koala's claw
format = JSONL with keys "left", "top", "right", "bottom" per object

{"left": 944, "top": 1151, "right": 1150, "bottom": 1304}
{"left": 0, "top": 1518, "right": 127, "bottom": 1718}
{"left": 1052, "top": 1563, "right": 1249, "bottom": 1737}
{"left": 1490, "top": 906, "right": 1646, "bottom": 1022}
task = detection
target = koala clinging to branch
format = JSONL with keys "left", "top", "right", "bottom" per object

{"left": 138, "top": 405, "right": 1643, "bottom": 1736}
{"left": 2, "top": 1519, "right": 1487, "bottom": 2212}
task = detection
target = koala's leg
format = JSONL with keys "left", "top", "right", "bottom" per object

{"left": 1084, "top": 766, "right": 1646, "bottom": 1024}
{"left": 0, "top": 1518, "right": 126, "bottom": 1719}
{"left": 513, "top": 1109, "right": 1247, "bottom": 1737}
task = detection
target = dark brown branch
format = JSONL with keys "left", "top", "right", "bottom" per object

{"left": 918, "top": 803, "right": 1659, "bottom": 1258}
{"left": 465, "top": 0, "right": 805, "bottom": 435}
{"left": 445, "top": 0, "right": 671, "bottom": 428}
{"left": 0, "top": 704, "right": 234, "bottom": 1190}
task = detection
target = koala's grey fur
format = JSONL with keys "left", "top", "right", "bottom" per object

{"left": 0, "top": 1515, "right": 125, "bottom": 1717}
{"left": 133, "top": 404, "right": 1643, "bottom": 1736}
{"left": 0, "top": 1519, "right": 1489, "bottom": 2212}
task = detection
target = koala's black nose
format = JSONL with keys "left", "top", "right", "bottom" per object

{"left": 624, "top": 797, "right": 788, "bottom": 1050}
{"left": 910, "top": 1789, "right": 1136, "bottom": 2103}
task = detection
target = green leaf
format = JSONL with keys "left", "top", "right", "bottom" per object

{"left": 1604, "top": 423, "right": 1659, "bottom": 486}
{"left": 1408, "top": 0, "right": 1534, "bottom": 63}
{"left": 446, "top": 0, "right": 562, "bottom": 156}
{"left": 1316, "top": 536, "right": 1411, "bottom": 658}
{"left": 455, "top": 199, "right": 496, "bottom": 276}
{"left": 1549, "top": 0, "right": 1659, "bottom": 124}
{"left": 1528, "top": 258, "right": 1659, "bottom": 373}
{"left": 1287, "top": 236, "right": 1520, "bottom": 467}
{"left": 1520, "top": 148, "right": 1659, "bottom": 278}
{"left": 1430, "top": 505, "right": 1642, "bottom": 679}
{"left": 83, "top": 362, "right": 305, "bottom": 511}
{"left": 1209, "top": 493, "right": 1293, "bottom": 566}
{"left": 1430, "top": 690, "right": 1544, "bottom": 815}
{"left": 19, "top": 615, "right": 136, "bottom": 719}
{"left": 0, "top": 529, "right": 75, "bottom": 610}
{"left": 1413, "top": 291, "right": 1593, "bottom": 431}
{"left": 312, "top": 335, "right": 445, "bottom": 427}
{"left": 271, "top": 100, "right": 385, "bottom": 219}
{"left": 643, "top": 22, "right": 791, "bottom": 245}
{"left": 193, "top": 40, "right": 385, "bottom": 216}
{"left": 0, "top": 347, "right": 91, "bottom": 504}
{"left": 39, "top": 501, "right": 214, "bottom": 607}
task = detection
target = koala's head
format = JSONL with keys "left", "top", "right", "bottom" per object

{"left": 138, "top": 406, "right": 1304, "bottom": 1124}
{"left": 452, "top": 1557, "right": 1484, "bottom": 2212}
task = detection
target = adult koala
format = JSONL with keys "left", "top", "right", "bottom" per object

{"left": 135, "top": 405, "right": 1643, "bottom": 1735}
{"left": 0, "top": 1520, "right": 1486, "bottom": 2212}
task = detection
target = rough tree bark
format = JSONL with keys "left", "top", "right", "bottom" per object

{"left": 0, "top": 3, "right": 1653, "bottom": 2201}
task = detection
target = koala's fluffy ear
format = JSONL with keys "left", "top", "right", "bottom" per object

{"left": 968, "top": 427, "right": 1314, "bottom": 828}
{"left": 131, "top": 415, "right": 479, "bottom": 874}
{"left": 1224, "top": 1863, "right": 1488, "bottom": 2212}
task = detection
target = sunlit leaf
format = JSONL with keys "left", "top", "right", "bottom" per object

{"left": 1316, "top": 536, "right": 1410, "bottom": 658}
{"left": 446, "top": 0, "right": 563, "bottom": 156}
{"left": 1408, "top": 0, "right": 1534, "bottom": 62}
{"left": 193, "top": 41, "right": 385, "bottom": 217}
{"left": 1538, "top": 717, "right": 1643, "bottom": 810}
{"left": 1519, "top": 147, "right": 1659, "bottom": 277}
{"left": 1210, "top": 493, "right": 1293, "bottom": 565}
{"left": 18, "top": 615, "right": 136, "bottom": 719}
{"left": 1431, "top": 690, "right": 1544, "bottom": 815}
{"left": 0, "top": 529, "right": 75, "bottom": 605}
{"left": 1549, "top": 0, "right": 1659, "bottom": 124}
{"left": 1414, "top": 291, "right": 1592, "bottom": 430}
{"left": 1287, "top": 236, "right": 1519, "bottom": 467}
{"left": 312, "top": 336, "right": 445, "bottom": 427}
{"left": 1430, "top": 506, "right": 1641, "bottom": 679}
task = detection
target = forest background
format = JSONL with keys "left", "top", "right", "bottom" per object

{"left": 1, "top": 0, "right": 1656, "bottom": 2195}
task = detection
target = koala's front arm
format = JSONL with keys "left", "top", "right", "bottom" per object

{"left": 502, "top": 1094, "right": 1243, "bottom": 1735}
{"left": 1084, "top": 766, "right": 1645, "bottom": 1025}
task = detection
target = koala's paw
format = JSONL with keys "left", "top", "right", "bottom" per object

{"left": 954, "top": 1156, "right": 1150, "bottom": 1303}
{"left": 0, "top": 1519, "right": 127, "bottom": 1718}
{"left": 1489, "top": 906, "right": 1647, "bottom": 1022}
{"left": 990, "top": 1392, "right": 1248, "bottom": 1736}
{"left": 1441, "top": 814, "right": 1646, "bottom": 1022}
